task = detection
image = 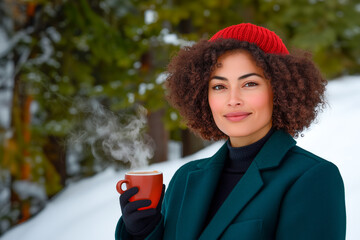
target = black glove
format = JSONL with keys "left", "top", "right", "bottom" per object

{"left": 120, "top": 184, "right": 165, "bottom": 239}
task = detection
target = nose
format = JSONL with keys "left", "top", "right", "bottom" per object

{"left": 227, "top": 89, "right": 242, "bottom": 107}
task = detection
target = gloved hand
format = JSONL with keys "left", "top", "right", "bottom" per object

{"left": 119, "top": 184, "right": 165, "bottom": 239}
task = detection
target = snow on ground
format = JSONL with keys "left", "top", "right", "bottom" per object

{"left": 1, "top": 76, "right": 360, "bottom": 240}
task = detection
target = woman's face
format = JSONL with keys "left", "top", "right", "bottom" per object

{"left": 208, "top": 50, "right": 273, "bottom": 147}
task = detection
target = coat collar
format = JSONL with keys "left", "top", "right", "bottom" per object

{"left": 196, "top": 130, "right": 296, "bottom": 170}
{"left": 254, "top": 130, "right": 296, "bottom": 170}
{"left": 176, "top": 130, "right": 296, "bottom": 240}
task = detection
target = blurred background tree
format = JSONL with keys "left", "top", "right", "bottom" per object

{"left": 0, "top": 0, "right": 359, "bottom": 235}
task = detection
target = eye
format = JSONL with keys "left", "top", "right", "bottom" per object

{"left": 212, "top": 85, "right": 226, "bottom": 90}
{"left": 244, "top": 82, "right": 258, "bottom": 87}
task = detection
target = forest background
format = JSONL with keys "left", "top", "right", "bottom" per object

{"left": 0, "top": 0, "right": 360, "bottom": 235}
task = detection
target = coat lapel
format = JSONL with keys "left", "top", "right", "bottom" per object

{"left": 176, "top": 143, "right": 227, "bottom": 240}
{"left": 199, "top": 130, "right": 296, "bottom": 240}
{"left": 199, "top": 161, "right": 263, "bottom": 240}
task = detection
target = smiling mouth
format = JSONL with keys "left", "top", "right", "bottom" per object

{"left": 224, "top": 112, "right": 251, "bottom": 122}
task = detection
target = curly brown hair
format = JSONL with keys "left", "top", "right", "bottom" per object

{"left": 165, "top": 39, "right": 327, "bottom": 140}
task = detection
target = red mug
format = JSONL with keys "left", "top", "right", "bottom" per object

{"left": 116, "top": 170, "right": 163, "bottom": 210}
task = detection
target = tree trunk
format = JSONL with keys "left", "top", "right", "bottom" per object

{"left": 147, "top": 109, "right": 168, "bottom": 163}
{"left": 43, "top": 136, "right": 67, "bottom": 188}
{"left": 181, "top": 129, "right": 205, "bottom": 157}
{"left": 6, "top": 70, "right": 32, "bottom": 223}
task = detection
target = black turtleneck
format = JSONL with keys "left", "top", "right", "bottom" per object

{"left": 203, "top": 128, "right": 274, "bottom": 228}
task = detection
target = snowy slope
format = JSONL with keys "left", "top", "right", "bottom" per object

{"left": 1, "top": 76, "right": 360, "bottom": 240}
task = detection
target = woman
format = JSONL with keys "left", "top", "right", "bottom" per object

{"left": 116, "top": 23, "right": 346, "bottom": 240}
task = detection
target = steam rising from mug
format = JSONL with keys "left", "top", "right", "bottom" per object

{"left": 69, "top": 100, "right": 155, "bottom": 168}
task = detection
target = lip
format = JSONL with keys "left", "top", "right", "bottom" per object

{"left": 224, "top": 112, "right": 251, "bottom": 122}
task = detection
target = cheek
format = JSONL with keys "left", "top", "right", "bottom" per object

{"left": 251, "top": 92, "right": 273, "bottom": 112}
{"left": 208, "top": 95, "right": 223, "bottom": 115}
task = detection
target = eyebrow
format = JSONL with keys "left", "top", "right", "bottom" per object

{"left": 210, "top": 73, "right": 263, "bottom": 81}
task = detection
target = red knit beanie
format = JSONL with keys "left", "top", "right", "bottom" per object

{"left": 209, "top": 23, "right": 289, "bottom": 55}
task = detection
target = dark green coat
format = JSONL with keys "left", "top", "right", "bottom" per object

{"left": 116, "top": 130, "right": 346, "bottom": 240}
